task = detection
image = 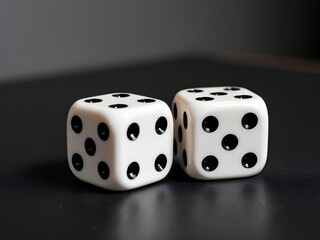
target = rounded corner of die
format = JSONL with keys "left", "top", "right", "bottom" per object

{"left": 187, "top": 170, "right": 208, "bottom": 181}
{"left": 249, "top": 158, "right": 268, "bottom": 177}
{"left": 67, "top": 103, "right": 77, "bottom": 117}
{"left": 163, "top": 102, "right": 175, "bottom": 115}
{"left": 67, "top": 101, "right": 87, "bottom": 123}
{"left": 69, "top": 98, "right": 84, "bottom": 111}
{"left": 246, "top": 167, "right": 264, "bottom": 179}
{"left": 182, "top": 164, "right": 205, "bottom": 180}
{"left": 174, "top": 89, "right": 190, "bottom": 101}
{"left": 175, "top": 88, "right": 185, "bottom": 96}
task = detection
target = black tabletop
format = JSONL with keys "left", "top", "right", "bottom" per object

{"left": 1, "top": 56, "right": 320, "bottom": 240}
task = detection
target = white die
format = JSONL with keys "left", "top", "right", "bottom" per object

{"left": 173, "top": 86, "right": 268, "bottom": 180}
{"left": 67, "top": 93, "right": 173, "bottom": 191}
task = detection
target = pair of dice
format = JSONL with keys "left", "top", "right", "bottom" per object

{"left": 67, "top": 86, "right": 268, "bottom": 191}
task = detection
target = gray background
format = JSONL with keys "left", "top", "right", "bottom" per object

{"left": 1, "top": 0, "right": 318, "bottom": 81}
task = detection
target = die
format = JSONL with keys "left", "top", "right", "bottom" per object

{"left": 172, "top": 86, "right": 268, "bottom": 180}
{"left": 67, "top": 92, "right": 173, "bottom": 191}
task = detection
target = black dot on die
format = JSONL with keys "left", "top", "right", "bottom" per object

{"left": 127, "top": 123, "right": 140, "bottom": 141}
{"left": 178, "top": 125, "right": 183, "bottom": 142}
{"left": 71, "top": 115, "right": 82, "bottom": 134}
{"left": 224, "top": 87, "right": 240, "bottom": 91}
{"left": 98, "top": 161, "right": 110, "bottom": 179}
{"left": 242, "top": 152, "right": 258, "bottom": 168}
{"left": 85, "top": 138, "right": 96, "bottom": 156}
{"left": 221, "top": 134, "right": 238, "bottom": 151}
{"left": 173, "top": 139, "right": 177, "bottom": 155}
{"left": 109, "top": 104, "right": 128, "bottom": 109}
{"left": 173, "top": 103, "right": 177, "bottom": 119}
{"left": 97, "top": 122, "right": 109, "bottom": 141}
{"left": 84, "top": 98, "right": 102, "bottom": 103}
{"left": 72, "top": 153, "right": 83, "bottom": 171}
{"left": 187, "top": 89, "right": 203, "bottom": 93}
{"left": 196, "top": 97, "right": 214, "bottom": 101}
{"left": 210, "top": 92, "right": 227, "bottom": 96}
{"left": 112, "top": 93, "right": 130, "bottom": 98}
{"left": 127, "top": 162, "right": 140, "bottom": 179}
{"left": 183, "top": 150, "right": 187, "bottom": 167}
{"left": 242, "top": 113, "right": 258, "bottom": 129}
{"left": 137, "top": 98, "right": 155, "bottom": 103}
{"left": 202, "top": 116, "right": 219, "bottom": 133}
{"left": 235, "top": 95, "right": 253, "bottom": 99}
{"left": 202, "top": 156, "right": 218, "bottom": 171}
{"left": 155, "top": 154, "right": 167, "bottom": 172}
{"left": 183, "top": 112, "right": 188, "bottom": 129}
{"left": 155, "top": 116, "right": 168, "bottom": 134}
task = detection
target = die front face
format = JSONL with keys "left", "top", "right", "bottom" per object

{"left": 173, "top": 87, "right": 268, "bottom": 180}
{"left": 67, "top": 93, "right": 173, "bottom": 191}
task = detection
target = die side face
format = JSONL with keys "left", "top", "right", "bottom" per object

{"left": 172, "top": 98, "right": 195, "bottom": 171}
{"left": 67, "top": 106, "right": 117, "bottom": 189}
{"left": 67, "top": 93, "right": 173, "bottom": 190}
{"left": 173, "top": 87, "right": 268, "bottom": 180}
{"left": 114, "top": 104, "right": 173, "bottom": 190}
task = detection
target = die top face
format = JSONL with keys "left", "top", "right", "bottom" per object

{"left": 73, "top": 92, "right": 163, "bottom": 114}
{"left": 176, "top": 86, "right": 264, "bottom": 108}
{"left": 69, "top": 92, "right": 172, "bottom": 145}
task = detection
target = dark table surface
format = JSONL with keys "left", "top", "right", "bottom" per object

{"left": 1, "top": 56, "right": 320, "bottom": 240}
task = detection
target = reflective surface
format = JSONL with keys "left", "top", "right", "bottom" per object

{"left": 1, "top": 57, "right": 320, "bottom": 239}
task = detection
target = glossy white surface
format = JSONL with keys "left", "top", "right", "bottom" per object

{"left": 67, "top": 93, "right": 173, "bottom": 190}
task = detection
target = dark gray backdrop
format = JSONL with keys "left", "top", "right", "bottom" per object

{"left": 1, "top": 0, "right": 319, "bottom": 80}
